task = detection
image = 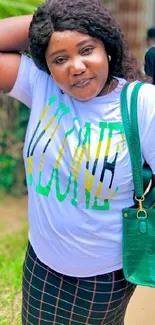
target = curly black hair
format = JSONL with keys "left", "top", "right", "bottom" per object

{"left": 29, "top": 0, "right": 141, "bottom": 82}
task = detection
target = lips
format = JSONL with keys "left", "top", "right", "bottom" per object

{"left": 72, "top": 77, "right": 94, "bottom": 88}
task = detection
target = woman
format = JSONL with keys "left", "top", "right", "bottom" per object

{"left": 0, "top": 0, "right": 155, "bottom": 324}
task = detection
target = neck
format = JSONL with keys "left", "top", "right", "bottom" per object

{"left": 98, "top": 78, "right": 118, "bottom": 97}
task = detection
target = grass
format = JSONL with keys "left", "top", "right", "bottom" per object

{"left": 0, "top": 225, "right": 28, "bottom": 325}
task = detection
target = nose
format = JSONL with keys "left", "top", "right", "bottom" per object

{"left": 70, "top": 57, "right": 86, "bottom": 76}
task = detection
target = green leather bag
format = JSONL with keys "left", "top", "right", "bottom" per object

{"left": 120, "top": 82, "right": 155, "bottom": 288}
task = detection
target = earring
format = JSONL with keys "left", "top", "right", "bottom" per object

{"left": 50, "top": 74, "right": 53, "bottom": 78}
{"left": 108, "top": 55, "right": 111, "bottom": 62}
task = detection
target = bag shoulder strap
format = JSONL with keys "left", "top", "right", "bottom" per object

{"left": 120, "top": 82, "right": 145, "bottom": 199}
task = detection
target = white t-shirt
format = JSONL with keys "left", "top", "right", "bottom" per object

{"left": 9, "top": 54, "right": 155, "bottom": 277}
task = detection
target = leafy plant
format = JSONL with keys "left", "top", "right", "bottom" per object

{"left": 0, "top": 0, "right": 42, "bottom": 18}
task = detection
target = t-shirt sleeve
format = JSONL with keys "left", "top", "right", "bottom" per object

{"left": 144, "top": 48, "right": 155, "bottom": 78}
{"left": 138, "top": 83, "right": 155, "bottom": 174}
{"left": 8, "top": 54, "right": 41, "bottom": 108}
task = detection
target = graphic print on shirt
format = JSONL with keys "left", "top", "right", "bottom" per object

{"left": 26, "top": 96, "right": 125, "bottom": 210}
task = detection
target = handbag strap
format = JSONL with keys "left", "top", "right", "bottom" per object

{"left": 120, "top": 82, "right": 145, "bottom": 199}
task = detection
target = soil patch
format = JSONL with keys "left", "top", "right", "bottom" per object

{"left": 0, "top": 195, "right": 28, "bottom": 237}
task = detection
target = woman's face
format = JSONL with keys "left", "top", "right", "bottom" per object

{"left": 45, "top": 30, "right": 109, "bottom": 101}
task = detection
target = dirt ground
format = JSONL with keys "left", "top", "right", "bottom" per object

{"left": 0, "top": 196, "right": 155, "bottom": 325}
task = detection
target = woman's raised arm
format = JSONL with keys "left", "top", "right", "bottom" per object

{"left": 0, "top": 15, "right": 32, "bottom": 93}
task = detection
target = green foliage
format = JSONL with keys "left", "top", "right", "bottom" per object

{"left": 0, "top": 102, "right": 30, "bottom": 195}
{"left": 0, "top": 0, "right": 42, "bottom": 18}
{"left": 0, "top": 155, "right": 18, "bottom": 193}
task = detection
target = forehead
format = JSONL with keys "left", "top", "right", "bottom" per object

{"left": 47, "top": 30, "right": 103, "bottom": 52}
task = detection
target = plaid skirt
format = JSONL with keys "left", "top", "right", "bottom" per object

{"left": 22, "top": 242, "right": 136, "bottom": 325}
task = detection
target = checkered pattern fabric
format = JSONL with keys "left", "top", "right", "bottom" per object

{"left": 22, "top": 243, "right": 135, "bottom": 325}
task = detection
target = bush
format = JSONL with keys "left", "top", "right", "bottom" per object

{"left": 0, "top": 97, "right": 30, "bottom": 195}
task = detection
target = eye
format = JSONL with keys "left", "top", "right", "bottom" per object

{"left": 54, "top": 57, "right": 67, "bottom": 64}
{"left": 81, "top": 47, "right": 94, "bottom": 55}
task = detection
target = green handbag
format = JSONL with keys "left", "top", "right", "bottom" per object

{"left": 120, "top": 82, "right": 155, "bottom": 288}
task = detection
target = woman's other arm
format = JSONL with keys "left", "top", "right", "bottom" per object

{"left": 0, "top": 15, "right": 32, "bottom": 93}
